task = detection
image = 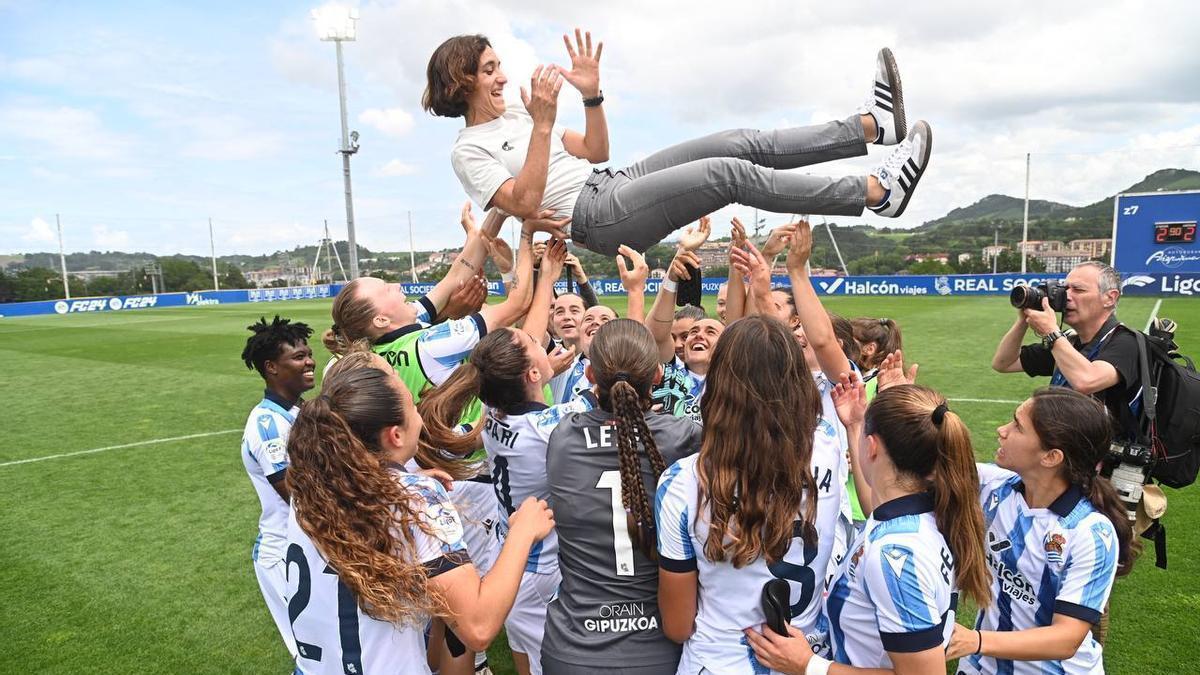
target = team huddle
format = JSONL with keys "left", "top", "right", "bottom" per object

{"left": 236, "top": 28, "right": 1137, "bottom": 675}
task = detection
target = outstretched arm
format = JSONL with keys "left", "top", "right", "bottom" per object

{"left": 487, "top": 67, "right": 563, "bottom": 219}
{"left": 647, "top": 249, "right": 701, "bottom": 363}
{"left": 726, "top": 218, "right": 750, "bottom": 322}
{"left": 479, "top": 224, "right": 536, "bottom": 330}
{"left": 616, "top": 245, "right": 649, "bottom": 322}
{"left": 523, "top": 240, "right": 567, "bottom": 343}
{"left": 425, "top": 204, "right": 498, "bottom": 315}
{"left": 558, "top": 29, "right": 609, "bottom": 163}
{"left": 786, "top": 219, "right": 851, "bottom": 379}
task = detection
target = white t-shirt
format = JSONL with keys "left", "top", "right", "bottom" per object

{"left": 285, "top": 469, "right": 470, "bottom": 675}
{"left": 451, "top": 106, "right": 592, "bottom": 220}
{"left": 821, "top": 493, "right": 957, "bottom": 669}
{"left": 241, "top": 392, "right": 298, "bottom": 565}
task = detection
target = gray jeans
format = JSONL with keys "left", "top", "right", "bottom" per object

{"left": 570, "top": 114, "right": 868, "bottom": 255}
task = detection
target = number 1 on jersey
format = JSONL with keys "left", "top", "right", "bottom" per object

{"left": 596, "top": 470, "right": 636, "bottom": 577}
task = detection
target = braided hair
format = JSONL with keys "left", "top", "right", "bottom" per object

{"left": 588, "top": 319, "right": 667, "bottom": 560}
{"left": 241, "top": 315, "right": 313, "bottom": 376}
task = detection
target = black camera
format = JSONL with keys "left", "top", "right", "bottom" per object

{"left": 1009, "top": 281, "right": 1067, "bottom": 311}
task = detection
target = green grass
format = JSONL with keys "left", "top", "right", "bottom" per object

{"left": 2, "top": 295, "right": 1198, "bottom": 673}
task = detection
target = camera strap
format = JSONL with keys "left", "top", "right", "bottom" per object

{"left": 1049, "top": 323, "right": 1121, "bottom": 388}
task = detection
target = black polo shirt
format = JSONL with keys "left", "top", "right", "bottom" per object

{"left": 1019, "top": 314, "right": 1142, "bottom": 440}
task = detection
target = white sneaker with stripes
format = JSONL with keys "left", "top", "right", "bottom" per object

{"left": 858, "top": 47, "right": 905, "bottom": 145}
{"left": 869, "top": 120, "right": 932, "bottom": 218}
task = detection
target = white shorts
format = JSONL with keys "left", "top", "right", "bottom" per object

{"left": 504, "top": 568, "right": 561, "bottom": 675}
{"left": 254, "top": 558, "right": 298, "bottom": 659}
{"left": 450, "top": 478, "right": 501, "bottom": 575}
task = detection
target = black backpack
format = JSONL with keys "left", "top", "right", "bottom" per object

{"left": 1132, "top": 318, "right": 1200, "bottom": 488}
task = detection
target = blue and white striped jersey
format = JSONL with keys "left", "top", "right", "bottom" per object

{"left": 656, "top": 449, "right": 839, "bottom": 675}
{"left": 822, "top": 493, "right": 957, "bottom": 669}
{"left": 241, "top": 390, "right": 298, "bottom": 565}
{"left": 485, "top": 397, "right": 595, "bottom": 574}
{"left": 959, "top": 464, "right": 1118, "bottom": 675}
{"left": 286, "top": 468, "right": 470, "bottom": 675}
{"left": 549, "top": 353, "right": 591, "bottom": 405}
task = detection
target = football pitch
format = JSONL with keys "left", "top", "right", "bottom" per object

{"left": 2, "top": 294, "right": 1198, "bottom": 674}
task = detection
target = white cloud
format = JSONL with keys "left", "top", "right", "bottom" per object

{"left": 377, "top": 159, "right": 418, "bottom": 176}
{"left": 359, "top": 107, "right": 415, "bottom": 137}
{"left": 22, "top": 217, "right": 57, "bottom": 245}
{"left": 0, "top": 104, "right": 134, "bottom": 160}
{"left": 91, "top": 225, "right": 130, "bottom": 249}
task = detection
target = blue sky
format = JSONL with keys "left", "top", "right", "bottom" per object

{"left": 2, "top": 0, "right": 1199, "bottom": 257}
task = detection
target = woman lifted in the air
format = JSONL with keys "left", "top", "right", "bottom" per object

{"left": 424, "top": 28, "right": 931, "bottom": 255}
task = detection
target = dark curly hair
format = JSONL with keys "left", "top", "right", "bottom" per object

{"left": 241, "top": 315, "right": 313, "bottom": 376}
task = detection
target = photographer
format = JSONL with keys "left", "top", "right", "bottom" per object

{"left": 992, "top": 262, "right": 1141, "bottom": 442}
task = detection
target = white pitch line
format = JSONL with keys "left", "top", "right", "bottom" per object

{"left": 950, "top": 397, "right": 1022, "bottom": 405}
{"left": 1145, "top": 298, "right": 1163, "bottom": 332}
{"left": 0, "top": 429, "right": 240, "bottom": 468}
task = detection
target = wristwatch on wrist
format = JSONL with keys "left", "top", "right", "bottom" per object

{"left": 1042, "top": 330, "right": 1064, "bottom": 349}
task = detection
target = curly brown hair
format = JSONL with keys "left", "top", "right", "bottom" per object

{"left": 422, "top": 34, "right": 492, "bottom": 118}
{"left": 699, "top": 315, "right": 822, "bottom": 567}
{"left": 287, "top": 366, "right": 450, "bottom": 625}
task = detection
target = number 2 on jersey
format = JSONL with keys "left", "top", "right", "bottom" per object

{"left": 596, "top": 470, "right": 636, "bottom": 577}
{"left": 286, "top": 543, "right": 363, "bottom": 669}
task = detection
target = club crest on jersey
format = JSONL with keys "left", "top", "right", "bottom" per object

{"left": 1043, "top": 533, "right": 1067, "bottom": 565}
{"left": 849, "top": 545, "right": 865, "bottom": 575}
{"left": 424, "top": 500, "right": 465, "bottom": 545}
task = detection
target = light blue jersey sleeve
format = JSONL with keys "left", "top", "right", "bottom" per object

{"left": 1054, "top": 516, "right": 1118, "bottom": 624}
{"left": 530, "top": 396, "right": 595, "bottom": 444}
{"left": 416, "top": 313, "right": 486, "bottom": 387}
{"left": 862, "top": 537, "right": 950, "bottom": 653}
{"left": 655, "top": 457, "right": 698, "bottom": 573}
{"left": 409, "top": 295, "right": 437, "bottom": 326}
{"left": 400, "top": 473, "right": 472, "bottom": 577}
{"left": 247, "top": 412, "right": 289, "bottom": 479}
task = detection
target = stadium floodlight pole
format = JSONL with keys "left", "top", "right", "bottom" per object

{"left": 1021, "top": 152, "right": 1030, "bottom": 274}
{"left": 56, "top": 213, "right": 70, "bottom": 299}
{"left": 993, "top": 225, "right": 1000, "bottom": 274}
{"left": 209, "top": 217, "right": 219, "bottom": 290}
{"left": 313, "top": 5, "right": 361, "bottom": 280}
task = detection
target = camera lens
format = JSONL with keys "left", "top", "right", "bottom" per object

{"left": 1009, "top": 285, "right": 1043, "bottom": 310}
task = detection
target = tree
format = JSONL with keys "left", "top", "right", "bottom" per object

{"left": 219, "top": 263, "right": 249, "bottom": 289}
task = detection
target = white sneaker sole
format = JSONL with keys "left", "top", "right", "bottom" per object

{"left": 878, "top": 48, "right": 905, "bottom": 144}
{"left": 890, "top": 121, "right": 932, "bottom": 218}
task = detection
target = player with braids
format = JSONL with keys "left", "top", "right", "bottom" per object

{"left": 949, "top": 387, "right": 1138, "bottom": 674}
{"left": 657, "top": 316, "right": 829, "bottom": 674}
{"left": 745, "top": 382, "right": 990, "bottom": 675}
{"left": 284, "top": 365, "right": 555, "bottom": 674}
{"left": 540, "top": 318, "right": 701, "bottom": 674}
{"left": 238, "top": 314, "right": 315, "bottom": 660}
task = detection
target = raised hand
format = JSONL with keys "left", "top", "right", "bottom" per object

{"left": 548, "top": 344, "right": 577, "bottom": 376}
{"left": 541, "top": 239, "right": 568, "bottom": 280}
{"left": 876, "top": 349, "right": 919, "bottom": 392}
{"left": 730, "top": 217, "right": 748, "bottom": 249}
{"left": 520, "top": 65, "right": 563, "bottom": 129}
{"left": 483, "top": 234, "right": 514, "bottom": 274}
{"left": 443, "top": 275, "right": 488, "bottom": 319}
{"left": 480, "top": 208, "right": 508, "bottom": 239}
{"left": 677, "top": 215, "right": 712, "bottom": 252}
{"left": 668, "top": 250, "right": 701, "bottom": 282}
{"left": 564, "top": 253, "right": 587, "bottom": 281}
{"left": 730, "top": 239, "right": 771, "bottom": 298}
{"left": 523, "top": 208, "right": 571, "bottom": 240}
{"left": 556, "top": 28, "right": 603, "bottom": 98}
{"left": 761, "top": 224, "right": 797, "bottom": 258}
{"left": 785, "top": 218, "right": 813, "bottom": 272}
{"left": 616, "top": 245, "right": 649, "bottom": 291}
{"left": 460, "top": 200, "right": 480, "bottom": 237}
{"left": 831, "top": 371, "right": 867, "bottom": 428}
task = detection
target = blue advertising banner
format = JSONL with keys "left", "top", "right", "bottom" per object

{"left": 4, "top": 273, "right": 1197, "bottom": 319}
